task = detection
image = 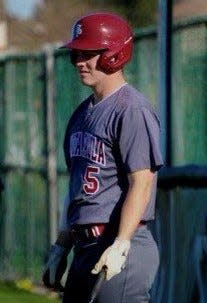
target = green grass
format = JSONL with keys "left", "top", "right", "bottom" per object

{"left": 0, "top": 281, "right": 60, "bottom": 303}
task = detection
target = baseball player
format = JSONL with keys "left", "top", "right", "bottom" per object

{"left": 42, "top": 12, "right": 164, "bottom": 303}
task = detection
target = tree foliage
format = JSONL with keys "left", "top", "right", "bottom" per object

{"left": 88, "top": 0, "right": 158, "bottom": 27}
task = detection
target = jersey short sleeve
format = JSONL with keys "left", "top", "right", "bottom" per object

{"left": 117, "top": 105, "right": 163, "bottom": 173}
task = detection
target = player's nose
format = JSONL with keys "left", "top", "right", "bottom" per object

{"left": 75, "top": 56, "right": 85, "bottom": 66}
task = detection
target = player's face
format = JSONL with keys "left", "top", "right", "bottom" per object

{"left": 70, "top": 50, "right": 107, "bottom": 87}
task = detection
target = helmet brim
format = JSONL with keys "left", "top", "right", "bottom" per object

{"left": 61, "top": 39, "right": 108, "bottom": 51}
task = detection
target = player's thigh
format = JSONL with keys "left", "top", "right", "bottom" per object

{"left": 124, "top": 226, "right": 159, "bottom": 302}
{"left": 97, "top": 226, "right": 159, "bottom": 303}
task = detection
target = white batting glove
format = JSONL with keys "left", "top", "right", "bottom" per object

{"left": 91, "top": 238, "right": 130, "bottom": 280}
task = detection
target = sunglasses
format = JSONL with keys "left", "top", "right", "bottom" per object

{"left": 69, "top": 50, "right": 104, "bottom": 65}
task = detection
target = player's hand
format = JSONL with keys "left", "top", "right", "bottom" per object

{"left": 42, "top": 244, "right": 68, "bottom": 291}
{"left": 91, "top": 238, "right": 130, "bottom": 280}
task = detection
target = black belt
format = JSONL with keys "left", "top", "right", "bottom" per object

{"left": 70, "top": 221, "right": 147, "bottom": 242}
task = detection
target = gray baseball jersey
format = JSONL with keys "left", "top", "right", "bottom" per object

{"left": 63, "top": 83, "right": 163, "bottom": 227}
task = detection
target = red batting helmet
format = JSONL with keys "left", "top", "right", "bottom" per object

{"left": 64, "top": 12, "right": 133, "bottom": 73}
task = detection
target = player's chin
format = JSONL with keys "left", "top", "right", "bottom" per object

{"left": 80, "top": 77, "right": 95, "bottom": 87}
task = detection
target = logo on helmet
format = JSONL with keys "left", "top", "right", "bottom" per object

{"left": 73, "top": 23, "right": 82, "bottom": 38}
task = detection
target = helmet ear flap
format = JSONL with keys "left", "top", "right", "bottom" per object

{"left": 99, "top": 50, "right": 123, "bottom": 73}
{"left": 98, "top": 42, "right": 133, "bottom": 74}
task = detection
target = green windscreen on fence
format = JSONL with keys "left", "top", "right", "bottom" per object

{"left": 172, "top": 23, "right": 207, "bottom": 165}
{"left": 0, "top": 54, "right": 48, "bottom": 280}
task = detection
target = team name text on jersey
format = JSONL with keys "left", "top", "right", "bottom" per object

{"left": 70, "top": 132, "right": 106, "bottom": 166}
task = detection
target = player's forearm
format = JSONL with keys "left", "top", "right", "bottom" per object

{"left": 117, "top": 188, "right": 149, "bottom": 240}
{"left": 117, "top": 169, "right": 155, "bottom": 241}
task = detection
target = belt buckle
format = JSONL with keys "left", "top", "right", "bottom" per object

{"left": 71, "top": 228, "right": 90, "bottom": 242}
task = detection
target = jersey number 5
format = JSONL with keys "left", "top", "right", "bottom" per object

{"left": 83, "top": 166, "right": 100, "bottom": 194}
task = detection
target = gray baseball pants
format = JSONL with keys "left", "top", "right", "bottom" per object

{"left": 62, "top": 225, "right": 159, "bottom": 303}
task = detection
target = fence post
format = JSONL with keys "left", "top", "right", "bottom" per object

{"left": 158, "top": 0, "right": 172, "bottom": 166}
{"left": 45, "top": 46, "right": 58, "bottom": 245}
